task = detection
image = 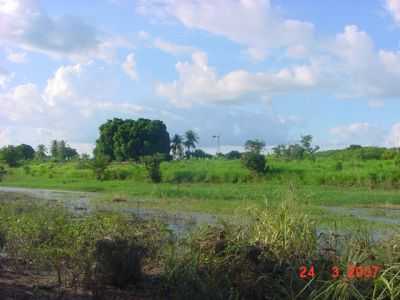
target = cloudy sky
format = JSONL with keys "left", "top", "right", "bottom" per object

{"left": 1, "top": 0, "right": 400, "bottom": 154}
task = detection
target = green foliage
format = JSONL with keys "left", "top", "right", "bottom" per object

{"left": 183, "top": 130, "right": 199, "bottom": 157}
{"left": 91, "top": 155, "right": 110, "bottom": 180}
{"left": 35, "top": 144, "right": 47, "bottom": 161}
{"left": 0, "top": 165, "right": 7, "bottom": 182}
{"left": 335, "top": 161, "right": 343, "bottom": 171}
{"left": 95, "top": 118, "right": 170, "bottom": 161}
{"left": 15, "top": 144, "right": 35, "bottom": 160}
{"left": 191, "top": 149, "right": 212, "bottom": 159}
{"left": 244, "top": 139, "right": 265, "bottom": 154}
{"left": 225, "top": 150, "right": 242, "bottom": 160}
{"left": 142, "top": 154, "right": 163, "bottom": 183}
{"left": 0, "top": 145, "right": 19, "bottom": 167}
{"left": 0, "top": 202, "right": 168, "bottom": 289}
{"left": 241, "top": 152, "right": 266, "bottom": 174}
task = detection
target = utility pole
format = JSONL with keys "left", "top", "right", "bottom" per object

{"left": 213, "top": 135, "right": 221, "bottom": 154}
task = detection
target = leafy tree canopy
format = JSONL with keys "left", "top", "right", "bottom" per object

{"left": 95, "top": 118, "right": 170, "bottom": 161}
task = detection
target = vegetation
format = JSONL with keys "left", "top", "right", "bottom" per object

{"left": 94, "top": 118, "right": 170, "bottom": 161}
{"left": 1, "top": 197, "right": 400, "bottom": 299}
{"left": 141, "top": 154, "right": 163, "bottom": 183}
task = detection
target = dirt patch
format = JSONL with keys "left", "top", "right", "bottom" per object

{"left": 0, "top": 257, "right": 163, "bottom": 300}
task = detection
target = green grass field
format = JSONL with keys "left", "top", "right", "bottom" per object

{"left": 1, "top": 156, "right": 400, "bottom": 220}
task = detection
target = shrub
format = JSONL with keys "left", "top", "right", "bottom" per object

{"left": 142, "top": 154, "right": 163, "bottom": 183}
{"left": 91, "top": 155, "right": 110, "bottom": 181}
{"left": 225, "top": 150, "right": 242, "bottom": 160}
{"left": 335, "top": 161, "right": 343, "bottom": 171}
{"left": 241, "top": 152, "right": 266, "bottom": 174}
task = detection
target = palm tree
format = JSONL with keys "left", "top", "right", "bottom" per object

{"left": 184, "top": 130, "right": 199, "bottom": 158}
{"left": 171, "top": 134, "right": 184, "bottom": 160}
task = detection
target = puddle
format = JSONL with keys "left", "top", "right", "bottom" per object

{"left": 323, "top": 206, "right": 400, "bottom": 225}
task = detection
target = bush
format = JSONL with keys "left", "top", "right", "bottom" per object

{"left": 142, "top": 154, "right": 163, "bottom": 183}
{"left": 225, "top": 150, "right": 242, "bottom": 160}
{"left": 241, "top": 152, "right": 266, "bottom": 174}
{"left": 335, "top": 161, "right": 343, "bottom": 171}
{"left": 91, "top": 155, "right": 110, "bottom": 180}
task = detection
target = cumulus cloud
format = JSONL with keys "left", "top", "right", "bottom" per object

{"left": 387, "top": 123, "right": 400, "bottom": 147}
{"left": 136, "top": 0, "right": 315, "bottom": 61}
{"left": 329, "top": 122, "right": 386, "bottom": 147}
{"left": 156, "top": 51, "right": 321, "bottom": 106}
{"left": 327, "top": 25, "right": 400, "bottom": 99}
{"left": 122, "top": 53, "right": 138, "bottom": 80}
{"left": 385, "top": 0, "right": 400, "bottom": 24}
{"left": 0, "top": 61, "right": 148, "bottom": 150}
{"left": 0, "top": 0, "right": 131, "bottom": 61}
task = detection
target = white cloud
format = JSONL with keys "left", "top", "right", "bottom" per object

{"left": 386, "top": 123, "right": 400, "bottom": 147}
{"left": 326, "top": 25, "right": 400, "bottom": 99}
{"left": 0, "top": 0, "right": 131, "bottom": 62}
{"left": 157, "top": 51, "right": 320, "bottom": 106}
{"left": 0, "top": 83, "right": 44, "bottom": 121}
{"left": 386, "top": 0, "right": 400, "bottom": 24}
{"left": 122, "top": 53, "right": 138, "bottom": 80}
{"left": 6, "top": 49, "right": 27, "bottom": 63}
{"left": 137, "top": 0, "right": 315, "bottom": 61}
{"left": 329, "top": 122, "right": 385, "bottom": 147}
{"left": 0, "top": 61, "right": 148, "bottom": 151}
{"left": 153, "top": 38, "right": 196, "bottom": 55}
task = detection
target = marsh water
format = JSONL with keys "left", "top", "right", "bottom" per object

{"left": 0, "top": 186, "right": 228, "bottom": 237}
{"left": 0, "top": 186, "right": 398, "bottom": 238}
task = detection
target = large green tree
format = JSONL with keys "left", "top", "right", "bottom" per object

{"left": 95, "top": 118, "right": 170, "bottom": 161}
{"left": 0, "top": 146, "right": 19, "bottom": 167}
{"left": 15, "top": 144, "right": 35, "bottom": 161}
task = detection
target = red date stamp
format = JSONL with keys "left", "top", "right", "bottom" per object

{"left": 299, "top": 264, "right": 381, "bottom": 280}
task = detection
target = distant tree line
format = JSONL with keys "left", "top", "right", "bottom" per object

{"left": 272, "top": 135, "right": 320, "bottom": 160}
{"left": 0, "top": 141, "right": 78, "bottom": 167}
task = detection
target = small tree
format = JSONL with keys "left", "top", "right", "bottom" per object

{"left": 300, "top": 135, "right": 320, "bottom": 159}
{"left": 244, "top": 139, "right": 265, "bottom": 154}
{"left": 183, "top": 130, "right": 199, "bottom": 158}
{"left": 50, "top": 140, "right": 58, "bottom": 160}
{"left": 0, "top": 146, "right": 19, "bottom": 167}
{"left": 241, "top": 152, "right": 266, "bottom": 174}
{"left": 142, "top": 154, "right": 163, "bottom": 183}
{"left": 35, "top": 144, "right": 47, "bottom": 161}
{"left": 91, "top": 155, "right": 110, "bottom": 181}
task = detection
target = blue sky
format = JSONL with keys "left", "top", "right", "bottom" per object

{"left": 1, "top": 0, "right": 400, "bottom": 154}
